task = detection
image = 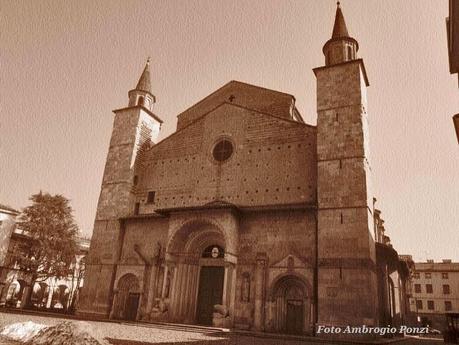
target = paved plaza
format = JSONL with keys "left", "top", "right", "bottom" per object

{"left": 0, "top": 311, "right": 443, "bottom": 345}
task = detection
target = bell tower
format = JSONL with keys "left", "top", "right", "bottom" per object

{"left": 314, "top": 3, "right": 378, "bottom": 327}
{"left": 78, "top": 59, "right": 163, "bottom": 318}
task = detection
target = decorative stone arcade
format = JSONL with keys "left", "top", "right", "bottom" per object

{"left": 163, "top": 211, "right": 239, "bottom": 326}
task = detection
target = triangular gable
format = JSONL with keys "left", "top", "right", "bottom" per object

{"left": 176, "top": 80, "right": 301, "bottom": 130}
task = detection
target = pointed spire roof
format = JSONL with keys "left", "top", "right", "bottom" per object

{"left": 135, "top": 58, "right": 152, "bottom": 94}
{"left": 331, "top": 2, "right": 350, "bottom": 39}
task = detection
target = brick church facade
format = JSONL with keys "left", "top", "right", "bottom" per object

{"left": 78, "top": 4, "right": 412, "bottom": 334}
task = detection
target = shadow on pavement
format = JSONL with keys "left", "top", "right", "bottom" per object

{"left": 107, "top": 338, "right": 232, "bottom": 345}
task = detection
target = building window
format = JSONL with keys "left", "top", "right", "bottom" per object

{"left": 133, "top": 175, "right": 138, "bottom": 186}
{"left": 416, "top": 300, "right": 423, "bottom": 310}
{"left": 425, "top": 273, "right": 431, "bottom": 279}
{"left": 347, "top": 45, "right": 352, "bottom": 59}
{"left": 427, "top": 300, "right": 434, "bottom": 310}
{"left": 212, "top": 139, "right": 233, "bottom": 162}
{"left": 413, "top": 272, "right": 420, "bottom": 279}
{"left": 442, "top": 272, "right": 449, "bottom": 279}
{"left": 138, "top": 96, "right": 145, "bottom": 106}
{"left": 426, "top": 284, "right": 433, "bottom": 293}
{"left": 414, "top": 284, "right": 421, "bottom": 293}
{"left": 443, "top": 284, "right": 451, "bottom": 294}
{"left": 445, "top": 301, "right": 452, "bottom": 311}
{"left": 134, "top": 202, "right": 140, "bottom": 215}
{"left": 147, "top": 191, "right": 156, "bottom": 203}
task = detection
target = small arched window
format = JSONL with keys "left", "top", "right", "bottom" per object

{"left": 138, "top": 96, "right": 145, "bottom": 106}
{"left": 347, "top": 46, "right": 353, "bottom": 60}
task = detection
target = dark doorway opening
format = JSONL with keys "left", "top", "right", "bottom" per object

{"left": 125, "top": 293, "right": 140, "bottom": 321}
{"left": 196, "top": 266, "right": 224, "bottom": 325}
{"left": 286, "top": 299, "right": 304, "bottom": 334}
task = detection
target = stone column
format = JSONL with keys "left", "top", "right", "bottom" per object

{"left": 46, "top": 281, "right": 54, "bottom": 308}
{"left": 253, "top": 254, "right": 266, "bottom": 331}
{"left": 222, "top": 264, "right": 229, "bottom": 306}
{"left": 185, "top": 265, "right": 199, "bottom": 322}
{"left": 109, "top": 290, "right": 119, "bottom": 319}
{"left": 20, "top": 284, "right": 30, "bottom": 308}
{"left": 177, "top": 263, "right": 189, "bottom": 318}
{"left": 161, "top": 265, "right": 169, "bottom": 299}
{"left": 144, "top": 264, "right": 159, "bottom": 317}
{"left": 0, "top": 282, "right": 10, "bottom": 305}
{"left": 170, "top": 263, "right": 183, "bottom": 320}
{"left": 382, "top": 264, "right": 390, "bottom": 324}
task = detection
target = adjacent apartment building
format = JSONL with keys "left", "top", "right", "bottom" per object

{"left": 409, "top": 259, "right": 459, "bottom": 329}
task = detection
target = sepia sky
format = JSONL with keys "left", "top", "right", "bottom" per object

{"left": 1, "top": 0, "right": 458, "bottom": 262}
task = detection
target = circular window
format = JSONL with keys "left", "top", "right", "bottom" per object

{"left": 212, "top": 139, "right": 233, "bottom": 162}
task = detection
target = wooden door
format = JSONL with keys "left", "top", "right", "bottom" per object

{"left": 286, "top": 299, "right": 304, "bottom": 334}
{"left": 125, "top": 293, "right": 140, "bottom": 321}
{"left": 196, "top": 266, "right": 224, "bottom": 325}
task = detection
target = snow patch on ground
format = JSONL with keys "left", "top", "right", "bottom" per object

{"left": 0, "top": 320, "right": 108, "bottom": 345}
{"left": 0, "top": 321, "right": 47, "bottom": 342}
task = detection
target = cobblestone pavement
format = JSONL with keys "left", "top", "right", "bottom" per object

{"left": 0, "top": 311, "right": 443, "bottom": 345}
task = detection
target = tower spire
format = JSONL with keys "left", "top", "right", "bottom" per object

{"left": 135, "top": 58, "right": 153, "bottom": 94}
{"left": 128, "top": 58, "right": 156, "bottom": 111}
{"left": 322, "top": 2, "right": 359, "bottom": 66}
{"left": 332, "top": 1, "right": 349, "bottom": 39}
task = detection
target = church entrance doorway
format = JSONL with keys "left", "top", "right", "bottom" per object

{"left": 196, "top": 266, "right": 225, "bottom": 325}
{"left": 271, "top": 275, "right": 309, "bottom": 334}
{"left": 111, "top": 273, "right": 141, "bottom": 321}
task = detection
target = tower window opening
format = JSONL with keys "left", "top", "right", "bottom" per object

{"left": 138, "top": 96, "right": 145, "bottom": 106}
{"left": 347, "top": 46, "right": 353, "bottom": 60}
{"left": 147, "top": 191, "right": 156, "bottom": 203}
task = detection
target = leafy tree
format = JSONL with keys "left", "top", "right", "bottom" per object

{"left": 16, "top": 191, "right": 79, "bottom": 307}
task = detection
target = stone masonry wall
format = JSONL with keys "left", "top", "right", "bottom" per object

{"left": 78, "top": 106, "right": 161, "bottom": 318}
{"left": 315, "top": 60, "right": 378, "bottom": 326}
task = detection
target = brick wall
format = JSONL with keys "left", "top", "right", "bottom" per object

{"left": 135, "top": 103, "right": 316, "bottom": 212}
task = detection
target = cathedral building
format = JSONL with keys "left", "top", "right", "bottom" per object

{"left": 78, "top": 4, "right": 411, "bottom": 335}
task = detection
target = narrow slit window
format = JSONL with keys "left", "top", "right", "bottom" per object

{"left": 347, "top": 46, "right": 352, "bottom": 60}
{"left": 147, "top": 191, "right": 156, "bottom": 203}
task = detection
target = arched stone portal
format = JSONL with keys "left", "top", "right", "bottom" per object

{"left": 111, "top": 273, "right": 141, "bottom": 320}
{"left": 269, "top": 275, "right": 311, "bottom": 334}
{"left": 163, "top": 218, "right": 237, "bottom": 326}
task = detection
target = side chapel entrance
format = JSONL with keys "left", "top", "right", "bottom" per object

{"left": 271, "top": 275, "right": 309, "bottom": 334}
{"left": 111, "top": 273, "right": 141, "bottom": 321}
